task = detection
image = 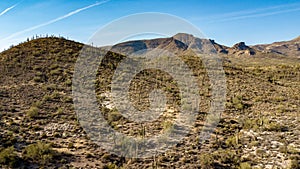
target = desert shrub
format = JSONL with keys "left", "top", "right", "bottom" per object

{"left": 33, "top": 65, "right": 42, "bottom": 71}
{"left": 225, "top": 135, "right": 239, "bottom": 147}
{"left": 51, "top": 91, "right": 61, "bottom": 100}
{"left": 64, "top": 79, "right": 72, "bottom": 86}
{"left": 32, "top": 101, "right": 43, "bottom": 108}
{"left": 241, "top": 116, "right": 285, "bottom": 132}
{"left": 43, "top": 94, "right": 51, "bottom": 101}
{"left": 239, "top": 162, "right": 251, "bottom": 169}
{"left": 103, "top": 162, "right": 119, "bottom": 169}
{"left": 249, "top": 140, "right": 259, "bottom": 148}
{"left": 33, "top": 76, "right": 42, "bottom": 82}
{"left": 0, "top": 146, "right": 18, "bottom": 167}
{"left": 273, "top": 96, "right": 286, "bottom": 102}
{"left": 242, "top": 119, "right": 260, "bottom": 131}
{"left": 35, "top": 71, "right": 43, "bottom": 76}
{"left": 56, "top": 107, "right": 63, "bottom": 115}
{"left": 49, "top": 64, "right": 59, "bottom": 70}
{"left": 62, "top": 96, "right": 73, "bottom": 103}
{"left": 287, "top": 145, "right": 299, "bottom": 154}
{"left": 232, "top": 96, "right": 245, "bottom": 110}
{"left": 277, "top": 104, "right": 290, "bottom": 113}
{"left": 33, "top": 71, "right": 47, "bottom": 83}
{"left": 162, "top": 120, "right": 174, "bottom": 132}
{"left": 234, "top": 103, "right": 244, "bottom": 110}
{"left": 43, "top": 84, "right": 57, "bottom": 91}
{"left": 67, "top": 143, "right": 74, "bottom": 149}
{"left": 26, "top": 106, "right": 39, "bottom": 118}
{"left": 214, "top": 150, "right": 239, "bottom": 164}
{"left": 108, "top": 109, "right": 122, "bottom": 123}
{"left": 264, "top": 121, "right": 285, "bottom": 131}
{"left": 22, "top": 142, "right": 55, "bottom": 165}
{"left": 50, "top": 68, "right": 62, "bottom": 76}
{"left": 199, "top": 153, "right": 214, "bottom": 168}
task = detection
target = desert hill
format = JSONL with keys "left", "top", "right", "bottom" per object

{"left": 0, "top": 35, "right": 299, "bottom": 168}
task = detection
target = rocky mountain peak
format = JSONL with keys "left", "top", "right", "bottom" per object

{"left": 232, "top": 42, "right": 250, "bottom": 50}
{"left": 228, "top": 42, "right": 256, "bottom": 56}
{"left": 172, "top": 33, "right": 196, "bottom": 46}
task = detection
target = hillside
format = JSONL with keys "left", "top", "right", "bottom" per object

{"left": 110, "top": 33, "right": 300, "bottom": 58}
{"left": 252, "top": 36, "right": 300, "bottom": 57}
{"left": 0, "top": 35, "right": 299, "bottom": 168}
{"left": 111, "top": 37, "right": 188, "bottom": 55}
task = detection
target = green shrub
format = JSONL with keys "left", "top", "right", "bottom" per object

{"left": 239, "top": 162, "right": 251, "bottom": 169}
{"left": 32, "top": 101, "right": 43, "bottom": 108}
{"left": 43, "top": 84, "right": 57, "bottom": 91}
{"left": 33, "top": 76, "right": 42, "bottom": 82}
{"left": 49, "top": 64, "right": 59, "bottom": 70}
{"left": 241, "top": 117, "right": 285, "bottom": 132}
{"left": 50, "top": 68, "right": 62, "bottom": 76}
{"left": 108, "top": 109, "right": 122, "bottom": 123}
{"left": 56, "top": 107, "right": 63, "bottom": 115}
{"left": 217, "top": 150, "right": 239, "bottom": 164}
{"left": 0, "top": 146, "right": 18, "bottom": 167}
{"left": 42, "top": 94, "right": 51, "bottom": 101}
{"left": 287, "top": 145, "right": 299, "bottom": 154}
{"left": 225, "top": 135, "right": 239, "bottom": 147}
{"left": 264, "top": 121, "right": 285, "bottom": 132}
{"left": 64, "top": 79, "right": 72, "bottom": 86}
{"left": 103, "top": 162, "right": 119, "bottom": 169}
{"left": 199, "top": 153, "right": 214, "bottom": 168}
{"left": 23, "top": 142, "right": 55, "bottom": 164}
{"left": 232, "top": 96, "right": 245, "bottom": 110}
{"left": 62, "top": 96, "right": 73, "bottom": 103}
{"left": 67, "top": 143, "right": 74, "bottom": 149}
{"left": 35, "top": 71, "right": 43, "bottom": 76}
{"left": 33, "top": 65, "right": 42, "bottom": 71}
{"left": 162, "top": 120, "right": 174, "bottom": 132}
{"left": 26, "top": 106, "right": 39, "bottom": 118}
{"left": 51, "top": 91, "right": 61, "bottom": 99}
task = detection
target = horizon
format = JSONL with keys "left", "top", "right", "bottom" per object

{"left": 3, "top": 32, "right": 299, "bottom": 49}
{"left": 1, "top": 0, "right": 300, "bottom": 51}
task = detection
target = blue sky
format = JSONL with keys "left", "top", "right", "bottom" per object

{"left": 1, "top": 0, "right": 300, "bottom": 51}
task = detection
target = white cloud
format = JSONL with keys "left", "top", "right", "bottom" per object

{"left": 0, "top": 3, "right": 18, "bottom": 16}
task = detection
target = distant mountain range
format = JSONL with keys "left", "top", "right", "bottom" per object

{"left": 110, "top": 33, "right": 300, "bottom": 58}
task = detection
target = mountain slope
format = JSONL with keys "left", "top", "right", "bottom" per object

{"left": 0, "top": 36, "right": 299, "bottom": 168}
{"left": 111, "top": 37, "right": 188, "bottom": 55}
{"left": 173, "top": 33, "right": 229, "bottom": 54}
{"left": 253, "top": 36, "right": 300, "bottom": 57}
{"left": 111, "top": 33, "right": 300, "bottom": 57}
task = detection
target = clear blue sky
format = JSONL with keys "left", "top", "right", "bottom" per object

{"left": 1, "top": 0, "right": 300, "bottom": 51}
